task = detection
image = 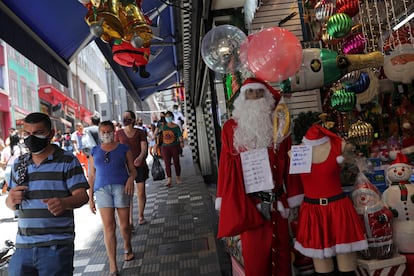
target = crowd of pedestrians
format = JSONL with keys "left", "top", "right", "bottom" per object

{"left": 0, "top": 106, "right": 187, "bottom": 275}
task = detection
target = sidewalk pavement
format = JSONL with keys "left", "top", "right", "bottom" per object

{"left": 73, "top": 146, "right": 232, "bottom": 275}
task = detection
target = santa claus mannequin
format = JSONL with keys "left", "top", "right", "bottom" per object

{"left": 382, "top": 152, "right": 414, "bottom": 253}
{"left": 294, "top": 125, "right": 368, "bottom": 275}
{"left": 215, "top": 77, "right": 304, "bottom": 276}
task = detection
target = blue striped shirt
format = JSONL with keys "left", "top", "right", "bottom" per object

{"left": 9, "top": 145, "right": 89, "bottom": 248}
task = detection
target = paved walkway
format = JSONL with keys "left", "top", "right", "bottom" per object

{"left": 72, "top": 146, "right": 231, "bottom": 275}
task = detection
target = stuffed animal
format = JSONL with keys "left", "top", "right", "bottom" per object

{"left": 382, "top": 152, "right": 414, "bottom": 253}
{"left": 352, "top": 175, "right": 394, "bottom": 259}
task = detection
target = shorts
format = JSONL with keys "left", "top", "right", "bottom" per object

{"left": 135, "top": 166, "right": 149, "bottom": 183}
{"left": 94, "top": 184, "right": 131, "bottom": 209}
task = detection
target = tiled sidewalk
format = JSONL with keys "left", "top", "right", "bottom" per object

{"left": 73, "top": 147, "right": 231, "bottom": 275}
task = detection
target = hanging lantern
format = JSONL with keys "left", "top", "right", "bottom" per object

{"left": 336, "top": 0, "right": 359, "bottom": 18}
{"left": 326, "top": 13, "right": 352, "bottom": 39}
{"left": 348, "top": 120, "right": 374, "bottom": 146}
{"left": 314, "top": 0, "right": 336, "bottom": 22}
{"left": 330, "top": 88, "right": 356, "bottom": 112}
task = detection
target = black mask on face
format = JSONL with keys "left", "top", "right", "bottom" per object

{"left": 123, "top": 118, "right": 132, "bottom": 126}
{"left": 24, "top": 135, "right": 50, "bottom": 154}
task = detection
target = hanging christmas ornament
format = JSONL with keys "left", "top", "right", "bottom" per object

{"left": 336, "top": 0, "right": 359, "bottom": 18}
{"left": 326, "top": 13, "right": 352, "bottom": 39}
{"left": 321, "top": 26, "right": 342, "bottom": 46}
{"left": 273, "top": 98, "right": 291, "bottom": 148}
{"left": 344, "top": 71, "right": 370, "bottom": 94}
{"left": 201, "top": 25, "right": 247, "bottom": 74}
{"left": 314, "top": 0, "right": 336, "bottom": 22}
{"left": 247, "top": 27, "right": 303, "bottom": 82}
{"left": 330, "top": 88, "right": 356, "bottom": 112}
{"left": 339, "top": 70, "right": 361, "bottom": 84}
{"left": 348, "top": 120, "right": 374, "bottom": 146}
{"left": 356, "top": 70, "right": 380, "bottom": 104}
{"left": 121, "top": 0, "right": 153, "bottom": 48}
{"left": 112, "top": 41, "right": 151, "bottom": 78}
{"left": 342, "top": 33, "right": 367, "bottom": 54}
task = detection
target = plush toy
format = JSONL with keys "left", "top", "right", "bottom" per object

{"left": 351, "top": 175, "right": 394, "bottom": 259}
{"left": 382, "top": 152, "right": 414, "bottom": 253}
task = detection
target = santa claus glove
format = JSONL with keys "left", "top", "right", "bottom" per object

{"left": 215, "top": 197, "right": 222, "bottom": 211}
{"left": 277, "top": 200, "right": 290, "bottom": 219}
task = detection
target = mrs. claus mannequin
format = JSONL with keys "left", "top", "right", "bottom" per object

{"left": 382, "top": 152, "right": 414, "bottom": 253}
{"left": 294, "top": 124, "right": 368, "bottom": 275}
{"left": 215, "top": 77, "right": 304, "bottom": 276}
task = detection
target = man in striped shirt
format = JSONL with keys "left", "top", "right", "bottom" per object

{"left": 6, "top": 112, "right": 89, "bottom": 276}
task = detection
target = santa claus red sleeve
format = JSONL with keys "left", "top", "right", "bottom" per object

{"left": 216, "top": 119, "right": 265, "bottom": 238}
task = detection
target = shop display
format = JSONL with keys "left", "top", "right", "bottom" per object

{"left": 351, "top": 174, "right": 394, "bottom": 259}
{"left": 382, "top": 153, "right": 414, "bottom": 254}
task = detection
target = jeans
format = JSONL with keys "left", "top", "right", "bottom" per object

{"left": 8, "top": 244, "right": 74, "bottom": 276}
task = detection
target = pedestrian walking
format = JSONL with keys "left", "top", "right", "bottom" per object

{"left": 5, "top": 112, "right": 89, "bottom": 276}
{"left": 88, "top": 120, "right": 137, "bottom": 275}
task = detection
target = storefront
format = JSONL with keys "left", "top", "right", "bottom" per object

{"left": 0, "top": 91, "right": 11, "bottom": 140}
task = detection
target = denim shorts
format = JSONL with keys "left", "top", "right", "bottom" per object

{"left": 94, "top": 184, "right": 131, "bottom": 209}
{"left": 8, "top": 244, "right": 74, "bottom": 276}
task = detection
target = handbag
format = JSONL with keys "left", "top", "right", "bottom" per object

{"left": 151, "top": 156, "right": 165, "bottom": 181}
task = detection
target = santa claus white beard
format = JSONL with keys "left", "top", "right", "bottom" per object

{"left": 384, "top": 57, "right": 414, "bottom": 84}
{"left": 232, "top": 94, "right": 275, "bottom": 151}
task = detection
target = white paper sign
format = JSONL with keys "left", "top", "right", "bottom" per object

{"left": 240, "top": 148, "right": 274, "bottom": 194}
{"left": 289, "top": 145, "right": 312, "bottom": 174}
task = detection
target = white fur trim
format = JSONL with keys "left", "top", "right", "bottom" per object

{"left": 294, "top": 239, "right": 368, "bottom": 259}
{"left": 287, "top": 194, "right": 304, "bottom": 208}
{"left": 336, "top": 155, "right": 344, "bottom": 164}
{"left": 302, "top": 136, "right": 330, "bottom": 146}
{"left": 277, "top": 201, "right": 290, "bottom": 218}
{"left": 215, "top": 197, "right": 222, "bottom": 211}
{"left": 240, "top": 83, "right": 268, "bottom": 93}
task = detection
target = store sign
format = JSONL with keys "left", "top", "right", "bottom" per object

{"left": 66, "top": 106, "right": 76, "bottom": 118}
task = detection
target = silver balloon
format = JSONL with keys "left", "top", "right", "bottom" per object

{"left": 201, "top": 25, "right": 246, "bottom": 74}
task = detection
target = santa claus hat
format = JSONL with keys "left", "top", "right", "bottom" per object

{"left": 302, "top": 124, "right": 344, "bottom": 163}
{"left": 391, "top": 152, "right": 410, "bottom": 166}
{"left": 240, "top": 77, "right": 281, "bottom": 101}
{"left": 353, "top": 181, "right": 381, "bottom": 197}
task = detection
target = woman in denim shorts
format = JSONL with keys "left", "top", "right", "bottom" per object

{"left": 88, "top": 121, "right": 137, "bottom": 276}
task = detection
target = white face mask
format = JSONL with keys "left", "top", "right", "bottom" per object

{"left": 100, "top": 132, "right": 114, "bottom": 144}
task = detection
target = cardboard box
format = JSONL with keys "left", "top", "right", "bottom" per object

{"left": 356, "top": 255, "right": 406, "bottom": 276}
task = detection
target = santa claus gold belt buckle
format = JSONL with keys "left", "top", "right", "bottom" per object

{"left": 319, "top": 198, "right": 328, "bottom": 206}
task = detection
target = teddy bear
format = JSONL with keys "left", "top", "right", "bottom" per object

{"left": 382, "top": 152, "right": 414, "bottom": 253}
{"left": 352, "top": 174, "right": 394, "bottom": 259}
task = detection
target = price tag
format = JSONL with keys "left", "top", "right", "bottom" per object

{"left": 289, "top": 145, "right": 312, "bottom": 174}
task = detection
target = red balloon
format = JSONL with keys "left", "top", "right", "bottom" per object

{"left": 247, "top": 27, "right": 303, "bottom": 82}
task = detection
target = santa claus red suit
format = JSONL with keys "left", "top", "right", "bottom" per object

{"left": 216, "top": 78, "right": 303, "bottom": 276}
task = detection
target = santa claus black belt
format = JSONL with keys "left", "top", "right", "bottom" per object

{"left": 304, "top": 193, "right": 346, "bottom": 206}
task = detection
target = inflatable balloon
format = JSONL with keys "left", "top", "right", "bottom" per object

{"left": 201, "top": 25, "right": 247, "bottom": 74}
{"left": 247, "top": 27, "right": 302, "bottom": 82}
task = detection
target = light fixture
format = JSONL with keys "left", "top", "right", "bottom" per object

{"left": 393, "top": 11, "right": 414, "bottom": 31}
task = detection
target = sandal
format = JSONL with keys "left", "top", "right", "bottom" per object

{"left": 124, "top": 250, "right": 135, "bottom": 261}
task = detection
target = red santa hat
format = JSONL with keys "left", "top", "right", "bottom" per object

{"left": 302, "top": 124, "right": 344, "bottom": 163}
{"left": 391, "top": 152, "right": 410, "bottom": 166}
{"left": 240, "top": 77, "right": 281, "bottom": 102}
{"left": 353, "top": 181, "right": 381, "bottom": 197}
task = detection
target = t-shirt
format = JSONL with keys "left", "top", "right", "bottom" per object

{"left": 91, "top": 143, "right": 130, "bottom": 191}
{"left": 115, "top": 128, "right": 148, "bottom": 166}
{"left": 160, "top": 124, "right": 182, "bottom": 146}
{"left": 9, "top": 146, "right": 89, "bottom": 248}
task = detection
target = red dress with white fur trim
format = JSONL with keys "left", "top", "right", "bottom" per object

{"left": 294, "top": 137, "right": 368, "bottom": 259}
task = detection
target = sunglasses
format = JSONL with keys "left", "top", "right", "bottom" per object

{"left": 104, "top": 152, "right": 110, "bottom": 163}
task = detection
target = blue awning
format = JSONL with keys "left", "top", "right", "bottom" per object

{"left": 0, "top": 0, "right": 180, "bottom": 101}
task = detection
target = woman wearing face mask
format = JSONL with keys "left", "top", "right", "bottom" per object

{"left": 158, "top": 111, "right": 184, "bottom": 186}
{"left": 115, "top": 110, "right": 149, "bottom": 229}
{"left": 88, "top": 120, "right": 137, "bottom": 276}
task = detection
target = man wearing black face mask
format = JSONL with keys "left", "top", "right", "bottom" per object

{"left": 5, "top": 112, "right": 89, "bottom": 276}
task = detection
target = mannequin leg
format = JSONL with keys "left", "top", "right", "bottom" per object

{"left": 313, "top": 257, "right": 334, "bottom": 273}
{"left": 336, "top": 252, "right": 357, "bottom": 272}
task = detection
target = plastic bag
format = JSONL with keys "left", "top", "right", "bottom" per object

{"left": 151, "top": 156, "right": 165, "bottom": 181}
